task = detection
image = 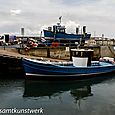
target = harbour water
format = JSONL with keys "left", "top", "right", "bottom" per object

{"left": 0, "top": 75, "right": 115, "bottom": 115}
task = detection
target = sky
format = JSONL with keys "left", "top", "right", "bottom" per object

{"left": 0, "top": 0, "right": 115, "bottom": 38}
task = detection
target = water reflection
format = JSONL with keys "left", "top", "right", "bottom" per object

{"left": 23, "top": 76, "right": 114, "bottom": 100}
{"left": 0, "top": 75, "right": 115, "bottom": 115}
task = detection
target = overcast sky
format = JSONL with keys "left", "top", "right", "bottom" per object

{"left": 0, "top": 0, "right": 115, "bottom": 38}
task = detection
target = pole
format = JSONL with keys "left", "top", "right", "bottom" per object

{"left": 80, "top": 27, "right": 82, "bottom": 46}
{"left": 59, "top": 16, "right": 62, "bottom": 25}
{"left": 54, "top": 26, "right": 56, "bottom": 41}
{"left": 21, "top": 28, "right": 24, "bottom": 48}
{"left": 4, "top": 43, "right": 5, "bottom": 50}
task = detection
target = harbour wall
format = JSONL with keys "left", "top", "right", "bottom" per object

{"left": 18, "top": 46, "right": 115, "bottom": 59}
{"left": 100, "top": 46, "right": 115, "bottom": 58}
{"left": 18, "top": 46, "right": 101, "bottom": 60}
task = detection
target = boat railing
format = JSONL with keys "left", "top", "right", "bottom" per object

{"left": 24, "top": 58, "right": 73, "bottom": 66}
{"left": 91, "top": 61, "right": 100, "bottom": 66}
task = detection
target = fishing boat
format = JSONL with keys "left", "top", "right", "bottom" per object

{"left": 43, "top": 17, "right": 91, "bottom": 46}
{"left": 44, "top": 28, "right": 91, "bottom": 40}
{"left": 22, "top": 49, "right": 115, "bottom": 80}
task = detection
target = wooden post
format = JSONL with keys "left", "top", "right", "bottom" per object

{"left": 47, "top": 47, "right": 50, "bottom": 58}
{"left": 70, "top": 48, "right": 72, "bottom": 61}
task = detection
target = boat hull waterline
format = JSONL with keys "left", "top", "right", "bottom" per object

{"left": 22, "top": 58, "right": 115, "bottom": 79}
{"left": 44, "top": 30, "right": 91, "bottom": 40}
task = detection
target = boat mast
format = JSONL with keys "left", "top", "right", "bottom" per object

{"left": 54, "top": 16, "right": 62, "bottom": 40}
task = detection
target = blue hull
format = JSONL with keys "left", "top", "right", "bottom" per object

{"left": 44, "top": 30, "right": 91, "bottom": 40}
{"left": 22, "top": 58, "right": 115, "bottom": 79}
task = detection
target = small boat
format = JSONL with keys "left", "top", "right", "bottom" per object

{"left": 22, "top": 49, "right": 115, "bottom": 80}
